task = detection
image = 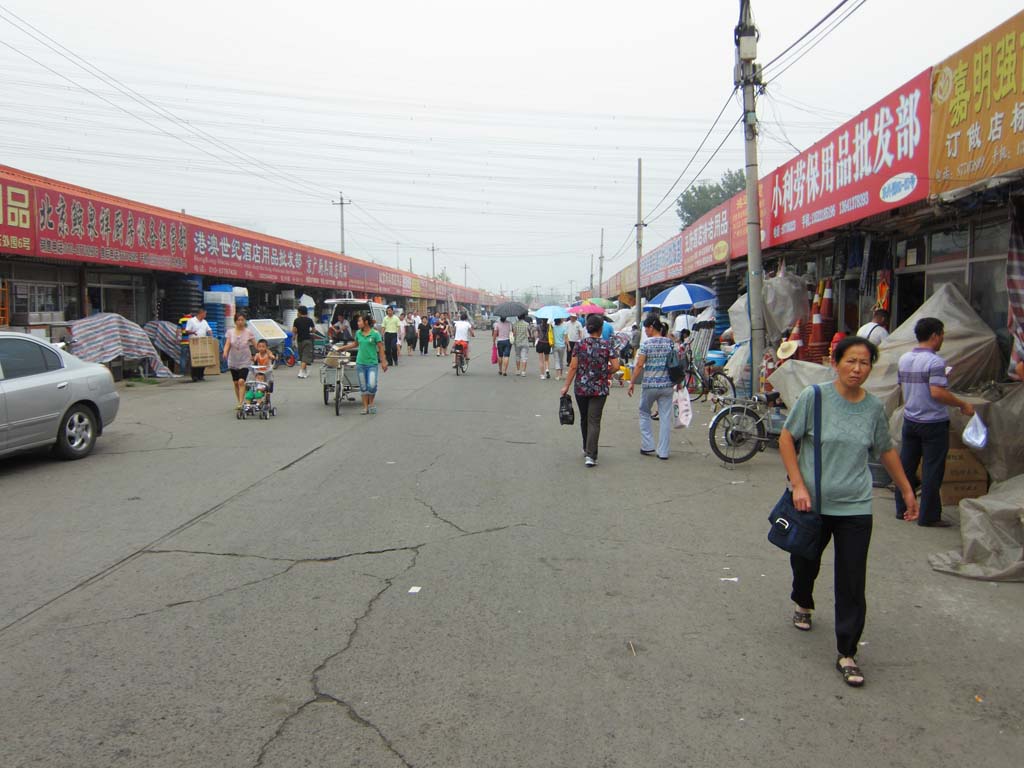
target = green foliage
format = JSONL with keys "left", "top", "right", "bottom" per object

{"left": 676, "top": 168, "right": 746, "bottom": 230}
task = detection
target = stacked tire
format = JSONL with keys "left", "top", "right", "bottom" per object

{"left": 712, "top": 273, "right": 741, "bottom": 341}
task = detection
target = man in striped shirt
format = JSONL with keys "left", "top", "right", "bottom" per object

{"left": 895, "top": 317, "right": 975, "bottom": 527}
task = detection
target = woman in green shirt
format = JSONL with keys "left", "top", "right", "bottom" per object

{"left": 339, "top": 313, "right": 388, "bottom": 414}
{"left": 779, "top": 336, "right": 918, "bottom": 688}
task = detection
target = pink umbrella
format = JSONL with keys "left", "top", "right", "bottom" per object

{"left": 568, "top": 303, "right": 605, "bottom": 315}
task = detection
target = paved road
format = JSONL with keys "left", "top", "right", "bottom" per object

{"left": 1, "top": 352, "right": 1021, "bottom": 767}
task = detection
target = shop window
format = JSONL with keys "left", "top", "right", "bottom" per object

{"left": 970, "top": 260, "right": 1008, "bottom": 331}
{"left": 972, "top": 220, "right": 1010, "bottom": 259}
{"left": 896, "top": 236, "right": 925, "bottom": 268}
{"left": 925, "top": 268, "right": 968, "bottom": 300}
{"left": 929, "top": 230, "right": 968, "bottom": 264}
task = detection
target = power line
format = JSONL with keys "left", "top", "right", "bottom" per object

{"left": 761, "top": 0, "right": 856, "bottom": 71}
{"left": 763, "top": 0, "right": 868, "bottom": 86}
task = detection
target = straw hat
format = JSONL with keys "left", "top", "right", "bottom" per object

{"left": 777, "top": 340, "right": 800, "bottom": 360}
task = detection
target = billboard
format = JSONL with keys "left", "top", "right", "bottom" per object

{"left": 768, "top": 69, "right": 931, "bottom": 246}
{"left": 3, "top": 165, "right": 481, "bottom": 303}
{"left": 930, "top": 10, "right": 1024, "bottom": 196}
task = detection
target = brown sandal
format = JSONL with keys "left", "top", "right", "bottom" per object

{"left": 836, "top": 657, "right": 865, "bottom": 687}
{"left": 792, "top": 610, "right": 812, "bottom": 631}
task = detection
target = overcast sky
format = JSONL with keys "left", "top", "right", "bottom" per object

{"left": 1, "top": 0, "right": 1020, "bottom": 299}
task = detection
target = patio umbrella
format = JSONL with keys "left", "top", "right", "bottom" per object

{"left": 534, "top": 305, "right": 572, "bottom": 320}
{"left": 589, "top": 298, "right": 616, "bottom": 309}
{"left": 493, "top": 300, "right": 529, "bottom": 318}
{"left": 646, "top": 282, "right": 716, "bottom": 312}
{"left": 568, "top": 303, "right": 605, "bottom": 315}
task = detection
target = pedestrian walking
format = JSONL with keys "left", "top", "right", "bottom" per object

{"left": 560, "top": 314, "right": 620, "bottom": 467}
{"left": 779, "top": 336, "right": 919, "bottom": 688}
{"left": 536, "top": 318, "right": 552, "bottom": 379}
{"left": 418, "top": 315, "right": 431, "bottom": 355}
{"left": 628, "top": 316, "right": 677, "bottom": 459}
{"left": 551, "top": 318, "right": 568, "bottom": 379}
{"left": 405, "top": 312, "right": 418, "bottom": 356}
{"left": 184, "top": 308, "right": 212, "bottom": 382}
{"left": 512, "top": 313, "right": 532, "bottom": 376}
{"left": 493, "top": 316, "right": 512, "bottom": 376}
{"left": 292, "top": 305, "right": 316, "bottom": 379}
{"left": 856, "top": 309, "right": 890, "bottom": 345}
{"left": 338, "top": 313, "right": 388, "bottom": 414}
{"left": 895, "top": 317, "right": 975, "bottom": 527}
{"left": 434, "top": 314, "right": 450, "bottom": 356}
{"left": 223, "top": 312, "right": 256, "bottom": 410}
{"left": 565, "top": 314, "right": 584, "bottom": 360}
{"left": 382, "top": 306, "right": 401, "bottom": 366}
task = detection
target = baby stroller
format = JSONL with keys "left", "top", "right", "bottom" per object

{"left": 238, "top": 364, "right": 277, "bottom": 420}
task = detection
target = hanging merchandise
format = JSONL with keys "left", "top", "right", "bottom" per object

{"left": 874, "top": 272, "right": 892, "bottom": 311}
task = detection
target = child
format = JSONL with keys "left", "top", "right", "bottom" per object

{"left": 253, "top": 339, "right": 276, "bottom": 368}
{"left": 245, "top": 372, "right": 269, "bottom": 403}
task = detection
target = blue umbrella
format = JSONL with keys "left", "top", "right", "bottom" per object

{"left": 534, "top": 305, "right": 571, "bottom": 320}
{"left": 646, "top": 282, "right": 716, "bottom": 312}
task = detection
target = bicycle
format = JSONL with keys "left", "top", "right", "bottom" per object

{"left": 453, "top": 341, "right": 469, "bottom": 375}
{"left": 707, "top": 390, "right": 787, "bottom": 464}
{"left": 682, "top": 349, "right": 735, "bottom": 402}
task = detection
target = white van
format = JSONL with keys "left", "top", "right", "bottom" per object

{"left": 323, "top": 297, "right": 388, "bottom": 332}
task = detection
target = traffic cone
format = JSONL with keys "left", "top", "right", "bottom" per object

{"left": 788, "top": 318, "right": 804, "bottom": 347}
{"left": 821, "top": 278, "right": 834, "bottom": 317}
{"left": 809, "top": 302, "right": 824, "bottom": 344}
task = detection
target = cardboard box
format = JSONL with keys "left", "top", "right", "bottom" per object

{"left": 944, "top": 448, "right": 987, "bottom": 484}
{"left": 188, "top": 337, "right": 219, "bottom": 368}
{"left": 940, "top": 481, "right": 988, "bottom": 507}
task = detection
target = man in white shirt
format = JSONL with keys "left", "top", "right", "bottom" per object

{"left": 452, "top": 312, "right": 475, "bottom": 366}
{"left": 565, "top": 315, "right": 584, "bottom": 359}
{"left": 856, "top": 309, "right": 890, "bottom": 346}
{"left": 184, "top": 308, "right": 213, "bottom": 381}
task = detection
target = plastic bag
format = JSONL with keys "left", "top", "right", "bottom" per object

{"left": 962, "top": 413, "right": 988, "bottom": 449}
{"left": 491, "top": 344, "right": 499, "bottom": 364}
{"left": 673, "top": 388, "right": 692, "bottom": 429}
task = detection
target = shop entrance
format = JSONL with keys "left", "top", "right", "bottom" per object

{"left": 895, "top": 271, "right": 924, "bottom": 327}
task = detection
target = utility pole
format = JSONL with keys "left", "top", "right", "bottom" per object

{"left": 431, "top": 243, "right": 436, "bottom": 278}
{"left": 569, "top": 279, "right": 576, "bottom": 303}
{"left": 330, "top": 191, "right": 350, "bottom": 254}
{"left": 598, "top": 227, "right": 604, "bottom": 296}
{"left": 589, "top": 254, "right": 594, "bottom": 295}
{"left": 463, "top": 263, "right": 469, "bottom": 287}
{"left": 736, "top": 0, "right": 766, "bottom": 394}
{"left": 409, "top": 258, "right": 413, "bottom": 273}
{"left": 635, "top": 158, "right": 644, "bottom": 327}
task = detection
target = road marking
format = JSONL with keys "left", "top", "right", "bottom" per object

{"left": 408, "top": 586, "right": 421, "bottom": 594}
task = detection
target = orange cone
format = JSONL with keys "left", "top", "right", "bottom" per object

{"left": 821, "top": 278, "right": 834, "bottom": 318}
{"left": 809, "top": 306, "right": 824, "bottom": 344}
{"left": 788, "top": 319, "right": 804, "bottom": 347}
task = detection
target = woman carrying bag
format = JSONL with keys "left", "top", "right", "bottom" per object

{"left": 778, "top": 336, "right": 918, "bottom": 688}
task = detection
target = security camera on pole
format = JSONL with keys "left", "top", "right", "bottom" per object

{"left": 735, "top": 0, "right": 766, "bottom": 395}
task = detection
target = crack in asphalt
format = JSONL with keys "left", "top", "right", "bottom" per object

{"left": 414, "top": 496, "right": 468, "bottom": 534}
{"left": 253, "top": 547, "right": 421, "bottom": 768}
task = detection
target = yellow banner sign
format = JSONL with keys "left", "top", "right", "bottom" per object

{"left": 930, "top": 10, "right": 1024, "bottom": 195}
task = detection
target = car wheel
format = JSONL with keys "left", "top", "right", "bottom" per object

{"left": 55, "top": 404, "right": 98, "bottom": 460}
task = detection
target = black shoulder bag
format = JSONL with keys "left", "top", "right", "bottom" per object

{"left": 666, "top": 342, "right": 685, "bottom": 386}
{"left": 768, "top": 384, "right": 823, "bottom": 559}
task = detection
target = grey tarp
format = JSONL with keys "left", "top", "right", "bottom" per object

{"left": 866, "top": 283, "right": 1004, "bottom": 414}
{"left": 766, "top": 359, "right": 835, "bottom": 408}
{"left": 762, "top": 271, "right": 809, "bottom": 345}
{"left": 929, "top": 475, "right": 1024, "bottom": 582}
{"left": 728, "top": 294, "right": 750, "bottom": 343}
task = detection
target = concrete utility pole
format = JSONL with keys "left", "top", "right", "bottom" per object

{"left": 598, "top": 227, "right": 604, "bottom": 295}
{"left": 431, "top": 243, "right": 436, "bottom": 278}
{"left": 589, "top": 254, "right": 594, "bottom": 295}
{"left": 736, "top": 0, "right": 766, "bottom": 394}
{"left": 635, "top": 158, "right": 644, "bottom": 327}
{"left": 463, "top": 263, "right": 469, "bottom": 287}
{"left": 330, "top": 191, "right": 350, "bottom": 254}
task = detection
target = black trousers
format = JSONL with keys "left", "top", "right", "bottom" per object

{"left": 384, "top": 332, "right": 399, "bottom": 365}
{"left": 896, "top": 419, "right": 950, "bottom": 524}
{"left": 419, "top": 336, "right": 429, "bottom": 354}
{"left": 575, "top": 394, "right": 606, "bottom": 460}
{"left": 790, "top": 514, "right": 873, "bottom": 658}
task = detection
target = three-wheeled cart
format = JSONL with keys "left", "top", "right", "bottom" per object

{"left": 320, "top": 347, "right": 359, "bottom": 415}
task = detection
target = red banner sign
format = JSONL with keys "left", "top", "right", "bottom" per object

{"left": 1, "top": 165, "right": 481, "bottom": 304}
{"left": 768, "top": 69, "right": 931, "bottom": 246}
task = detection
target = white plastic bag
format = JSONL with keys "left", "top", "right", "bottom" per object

{"left": 673, "top": 388, "right": 692, "bottom": 429}
{"left": 962, "top": 413, "right": 988, "bottom": 449}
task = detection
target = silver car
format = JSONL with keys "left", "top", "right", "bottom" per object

{"left": 0, "top": 331, "right": 119, "bottom": 459}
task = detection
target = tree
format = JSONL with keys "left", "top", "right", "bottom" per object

{"left": 675, "top": 168, "right": 746, "bottom": 230}
{"left": 437, "top": 267, "right": 451, "bottom": 282}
